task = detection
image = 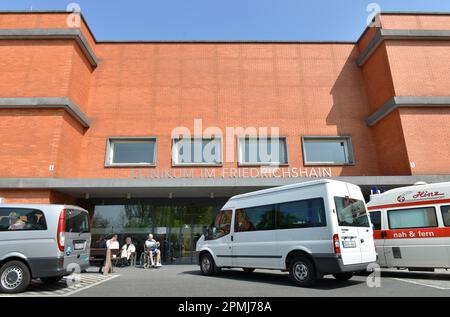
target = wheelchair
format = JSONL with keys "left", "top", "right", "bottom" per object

{"left": 140, "top": 242, "right": 160, "bottom": 269}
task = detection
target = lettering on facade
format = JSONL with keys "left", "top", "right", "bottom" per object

{"left": 130, "top": 167, "right": 332, "bottom": 179}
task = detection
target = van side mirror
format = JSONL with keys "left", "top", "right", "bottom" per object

{"left": 202, "top": 226, "right": 209, "bottom": 237}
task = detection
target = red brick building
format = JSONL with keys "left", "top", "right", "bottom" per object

{"left": 0, "top": 11, "right": 449, "bottom": 262}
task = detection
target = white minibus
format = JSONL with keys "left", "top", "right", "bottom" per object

{"left": 368, "top": 182, "right": 450, "bottom": 271}
{"left": 196, "top": 179, "right": 377, "bottom": 287}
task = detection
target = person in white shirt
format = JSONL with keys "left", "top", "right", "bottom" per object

{"left": 144, "top": 234, "right": 162, "bottom": 268}
{"left": 120, "top": 237, "right": 136, "bottom": 266}
{"left": 106, "top": 234, "right": 120, "bottom": 250}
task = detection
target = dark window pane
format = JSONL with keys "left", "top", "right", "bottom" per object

{"left": 66, "top": 209, "right": 90, "bottom": 233}
{"left": 0, "top": 208, "right": 47, "bottom": 231}
{"left": 174, "top": 139, "right": 221, "bottom": 164}
{"left": 369, "top": 211, "right": 382, "bottom": 230}
{"left": 277, "top": 198, "right": 326, "bottom": 229}
{"left": 334, "top": 197, "right": 370, "bottom": 227}
{"left": 304, "top": 138, "right": 351, "bottom": 164}
{"left": 112, "top": 141, "right": 155, "bottom": 164}
{"left": 235, "top": 205, "right": 275, "bottom": 232}
{"left": 442, "top": 206, "right": 450, "bottom": 227}
{"left": 388, "top": 207, "right": 438, "bottom": 229}
{"left": 241, "top": 138, "right": 287, "bottom": 164}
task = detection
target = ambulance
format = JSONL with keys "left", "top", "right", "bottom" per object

{"left": 367, "top": 182, "right": 450, "bottom": 270}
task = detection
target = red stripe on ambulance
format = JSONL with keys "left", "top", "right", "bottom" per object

{"left": 374, "top": 227, "right": 450, "bottom": 240}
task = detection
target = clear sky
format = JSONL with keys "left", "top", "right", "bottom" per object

{"left": 1, "top": 0, "right": 450, "bottom": 41}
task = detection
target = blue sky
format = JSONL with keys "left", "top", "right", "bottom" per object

{"left": 1, "top": 0, "right": 450, "bottom": 41}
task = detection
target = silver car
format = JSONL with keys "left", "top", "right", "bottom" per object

{"left": 0, "top": 204, "right": 91, "bottom": 293}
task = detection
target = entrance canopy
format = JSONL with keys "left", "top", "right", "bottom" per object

{"left": 1, "top": 175, "right": 450, "bottom": 199}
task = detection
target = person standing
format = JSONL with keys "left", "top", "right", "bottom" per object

{"left": 103, "top": 234, "right": 119, "bottom": 275}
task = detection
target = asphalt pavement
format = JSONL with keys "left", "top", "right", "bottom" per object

{"left": 66, "top": 265, "right": 450, "bottom": 297}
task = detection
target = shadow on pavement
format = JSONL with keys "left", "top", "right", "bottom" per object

{"left": 181, "top": 269, "right": 365, "bottom": 290}
{"left": 380, "top": 270, "right": 450, "bottom": 281}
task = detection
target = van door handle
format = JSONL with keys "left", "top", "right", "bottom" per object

{"left": 231, "top": 235, "right": 234, "bottom": 242}
{"left": 360, "top": 239, "right": 365, "bottom": 243}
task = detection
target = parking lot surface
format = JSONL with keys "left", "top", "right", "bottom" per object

{"left": 2, "top": 265, "right": 450, "bottom": 297}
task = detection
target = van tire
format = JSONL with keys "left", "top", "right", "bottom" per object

{"left": 289, "top": 256, "right": 317, "bottom": 287}
{"left": 200, "top": 253, "right": 220, "bottom": 276}
{"left": 41, "top": 276, "right": 64, "bottom": 284}
{"left": 243, "top": 268, "right": 255, "bottom": 273}
{"left": 0, "top": 260, "right": 31, "bottom": 293}
{"left": 333, "top": 273, "right": 354, "bottom": 281}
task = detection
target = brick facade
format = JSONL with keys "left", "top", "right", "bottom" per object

{"left": 0, "top": 12, "right": 449, "bottom": 203}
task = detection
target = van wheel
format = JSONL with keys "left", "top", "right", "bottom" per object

{"left": 41, "top": 276, "right": 63, "bottom": 284}
{"left": 0, "top": 261, "right": 31, "bottom": 293}
{"left": 243, "top": 268, "right": 255, "bottom": 273}
{"left": 200, "top": 253, "right": 220, "bottom": 276}
{"left": 333, "top": 273, "right": 354, "bottom": 281}
{"left": 289, "top": 256, "right": 317, "bottom": 287}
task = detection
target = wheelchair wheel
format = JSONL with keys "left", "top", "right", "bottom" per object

{"left": 140, "top": 252, "right": 147, "bottom": 268}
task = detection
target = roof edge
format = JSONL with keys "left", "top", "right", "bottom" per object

{"left": 2, "top": 10, "right": 450, "bottom": 44}
{"left": 0, "top": 10, "right": 98, "bottom": 43}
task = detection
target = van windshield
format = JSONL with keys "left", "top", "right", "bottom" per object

{"left": 334, "top": 197, "right": 370, "bottom": 227}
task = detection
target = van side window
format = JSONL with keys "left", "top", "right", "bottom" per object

{"left": 369, "top": 211, "right": 382, "bottom": 230}
{"left": 210, "top": 210, "right": 232, "bottom": 239}
{"left": 0, "top": 208, "right": 47, "bottom": 231}
{"left": 235, "top": 205, "right": 275, "bottom": 232}
{"left": 441, "top": 206, "right": 450, "bottom": 227}
{"left": 277, "top": 198, "right": 326, "bottom": 229}
{"left": 388, "top": 207, "right": 438, "bottom": 229}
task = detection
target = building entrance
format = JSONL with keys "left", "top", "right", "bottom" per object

{"left": 90, "top": 199, "right": 226, "bottom": 264}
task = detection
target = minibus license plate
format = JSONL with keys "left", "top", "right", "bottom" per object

{"left": 74, "top": 242, "right": 85, "bottom": 250}
{"left": 342, "top": 241, "right": 357, "bottom": 248}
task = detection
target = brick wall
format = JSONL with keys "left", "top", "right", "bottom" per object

{"left": 0, "top": 189, "right": 75, "bottom": 204}
{"left": 0, "top": 12, "right": 449, "bottom": 196}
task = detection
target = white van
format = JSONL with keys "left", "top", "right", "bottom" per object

{"left": 367, "top": 182, "right": 450, "bottom": 271}
{"left": 196, "top": 180, "right": 377, "bottom": 287}
{"left": 0, "top": 204, "right": 91, "bottom": 293}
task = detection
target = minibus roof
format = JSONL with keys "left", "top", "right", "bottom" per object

{"left": 368, "top": 181, "right": 450, "bottom": 209}
{"left": 228, "top": 179, "right": 353, "bottom": 202}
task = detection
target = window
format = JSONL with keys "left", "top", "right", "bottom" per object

{"left": 235, "top": 205, "right": 275, "bottom": 232}
{"left": 0, "top": 208, "right": 47, "bottom": 231}
{"left": 442, "top": 206, "right": 450, "bottom": 227}
{"left": 334, "top": 197, "right": 370, "bottom": 227}
{"left": 172, "top": 138, "right": 222, "bottom": 165}
{"left": 303, "top": 137, "right": 354, "bottom": 165}
{"left": 369, "top": 211, "right": 382, "bottom": 230}
{"left": 277, "top": 198, "right": 326, "bottom": 229}
{"left": 106, "top": 138, "right": 156, "bottom": 166}
{"left": 66, "top": 209, "right": 90, "bottom": 233}
{"left": 208, "top": 210, "right": 232, "bottom": 240}
{"left": 388, "top": 207, "right": 438, "bottom": 229}
{"left": 238, "top": 137, "right": 288, "bottom": 165}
